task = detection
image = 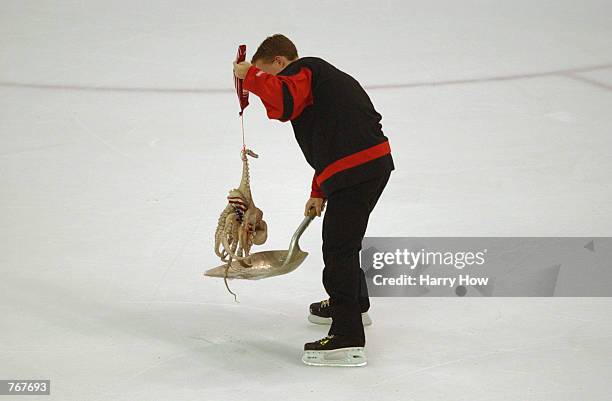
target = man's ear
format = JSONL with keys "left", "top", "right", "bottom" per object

{"left": 277, "top": 56, "right": 288, "bottom": 67}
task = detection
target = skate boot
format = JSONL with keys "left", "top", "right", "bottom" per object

{"left": 302, "top": 334, "right": 367, "bottom": 367}
{"left": 308, "top": 298, "right": 372, "bottom": 326}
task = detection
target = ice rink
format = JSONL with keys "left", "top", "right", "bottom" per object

{"left": 1, "top": 1, "right": 611, "bottom": 400}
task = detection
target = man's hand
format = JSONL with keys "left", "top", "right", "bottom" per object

{"left": 305, "top": 197, "right": 326, "bottom": 217}
{"left": 233, "top": 61, "right": 252, "bottom": 79}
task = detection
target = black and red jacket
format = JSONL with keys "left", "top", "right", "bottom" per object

{"left": 243, "top": 56, "right": 394, "bottom": 198}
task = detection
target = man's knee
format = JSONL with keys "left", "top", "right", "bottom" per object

{"left": 322, "top": 239, "right": 362, "bottom": 258}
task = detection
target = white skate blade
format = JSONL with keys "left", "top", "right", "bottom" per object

{"left": 302, "top": 347, "right": 367, "bottom": 367}
{"left": 308, "top": 312, "right": 372, "bottom": 326}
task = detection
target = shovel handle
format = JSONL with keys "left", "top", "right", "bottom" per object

{"left": 283, "top": 205, "right": 317, "bottom": 269}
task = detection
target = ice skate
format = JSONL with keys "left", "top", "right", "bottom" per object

{"left": 308, "top": 298, "right": 372, "bottom": 326}
{"left": 302, "top": 334, "right": 367, "bottom": 367}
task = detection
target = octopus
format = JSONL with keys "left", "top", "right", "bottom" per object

{"left": 213, "top": 148, "right": 268, "bottom": 299}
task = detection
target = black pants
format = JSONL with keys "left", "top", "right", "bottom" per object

{"left": 321, "top": 171, "right": 391, "bottom": 342}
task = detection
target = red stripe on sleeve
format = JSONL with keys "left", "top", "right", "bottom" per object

{"left": 310, "top": 172, "right": 325, "bottom": 198}
{"left": 243, "top": 65, "right": 313, "bottom": 121}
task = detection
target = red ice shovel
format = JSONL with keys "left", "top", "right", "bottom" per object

{"left": 234, "top": 44, "right": 249, "bottom": 116}
{"left": 205, "top": 207, "right": 318, "bottom": 280}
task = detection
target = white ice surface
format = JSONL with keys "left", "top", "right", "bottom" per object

{"left": 1, "top": 1, "right": 611, "bottom": 400}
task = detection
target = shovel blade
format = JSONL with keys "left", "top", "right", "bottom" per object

{"left": 204, "top": 249, "right": 309, "bottom": 280}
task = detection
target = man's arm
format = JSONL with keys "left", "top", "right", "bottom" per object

{"left": 311, "top": 172, "right": 325, "bottom": 199}
{"left": 243, "top": 65, "right": 313, "bottom": 121}
{"left": 238, "top": 64, "right": 322, "bottom": 202}
{"left": 305, "top": 172, "right": 326, "bottom": 216}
